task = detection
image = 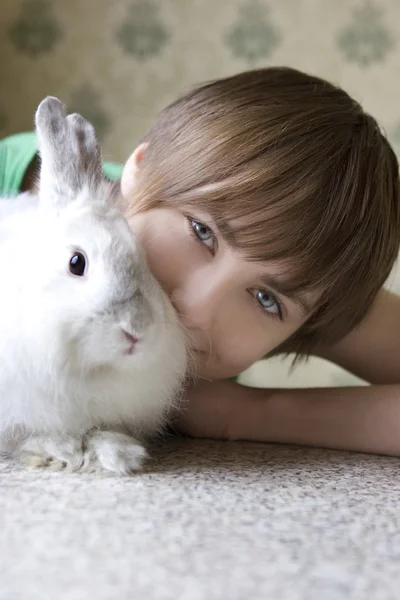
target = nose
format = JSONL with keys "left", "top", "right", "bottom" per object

{"left": 171, "top": 275, "right": 227, "bottom": 332}
{"left": 121, "top": 329, "right": 138, "bottom": 355}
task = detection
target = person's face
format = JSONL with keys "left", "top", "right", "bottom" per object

{"left": 122, "top": 148, "right": 315, "bottom": 380}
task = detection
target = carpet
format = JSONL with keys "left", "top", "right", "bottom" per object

{"left": 1, "top": 438, "right": 399, "bottom": 600}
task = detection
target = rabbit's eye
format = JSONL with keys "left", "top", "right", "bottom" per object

{"left": 69, "top": 252, "right": 86, "bottom": 276}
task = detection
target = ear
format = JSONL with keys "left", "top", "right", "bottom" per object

{"left": 35, "top": 96, "right": 103, "bottom": 210}
{"left": 120, "top": 143, "right": 148, "bottom": 200}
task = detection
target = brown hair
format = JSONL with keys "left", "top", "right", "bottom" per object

{"left": 128, "top": 66, "right": 400, "bottom": 358}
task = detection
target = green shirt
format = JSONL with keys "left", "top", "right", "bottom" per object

{"left": 0, "top": 131, "right": 123, "bottom": 195}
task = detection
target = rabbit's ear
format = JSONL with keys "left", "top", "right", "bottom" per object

{"left": 35, "top": 96, "right": 103, "bottom": 209}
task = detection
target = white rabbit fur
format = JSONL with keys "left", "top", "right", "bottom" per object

{"left": 0, "top": 97, "right": 187, "bottom": 474}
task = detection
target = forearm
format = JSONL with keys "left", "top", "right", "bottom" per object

{"left": 231, "top": 382, "right": 400, "bottom": 456}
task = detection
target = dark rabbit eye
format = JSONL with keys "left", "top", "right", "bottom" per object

{"left": 69, "top": 252, "right": 86, "bottom": 276}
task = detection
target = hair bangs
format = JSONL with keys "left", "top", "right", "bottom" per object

{"left": 179, "top": 169, "right": 344, "bottom": 299}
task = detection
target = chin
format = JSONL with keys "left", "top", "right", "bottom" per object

{"left": 190, "top": 355, "right": 239, "bottom": 381}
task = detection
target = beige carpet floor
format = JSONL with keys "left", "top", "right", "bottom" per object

{"left": 1, "top": 437, "right": 400, "bottom": 600}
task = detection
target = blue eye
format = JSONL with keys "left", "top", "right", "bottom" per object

{"left": 190, "top": 219, "right": 215, "bottom": 250}
{"left": 192, "top": 220, "right": 213, "bottom": 241}
{"left": 255, "top": 290, "right": 280, "bottom": 315}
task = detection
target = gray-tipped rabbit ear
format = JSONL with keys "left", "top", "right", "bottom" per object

{"left": 35, "top": 96, "right": 103, "bottom": 209}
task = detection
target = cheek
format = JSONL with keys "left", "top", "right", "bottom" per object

{"left": 212, "top": 318, "right": 301, "bottom": 376}
{"left": 218, "top": 333, "right": 269, "bottom": 371}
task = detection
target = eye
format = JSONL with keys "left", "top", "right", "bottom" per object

{"left": 253, "top": 289, "right": 282, "bottom": 318}
{"left": 189, "top": 219, "right": 216, "bottom": 251}
{"left": 69, "top": 252, "right": 86, "bottom": 277}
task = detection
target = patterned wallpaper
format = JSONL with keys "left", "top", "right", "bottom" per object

{"left": 1, "top": 0, "right": 399, "bottom": 387}
{"left": 2, "top": 0, "right": 400, "bottom": 161}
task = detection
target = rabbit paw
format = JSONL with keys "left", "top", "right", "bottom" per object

{"left": 83, "top": 430, "right": 148, "bottom": 475}
{"left": 19, "top": 434, "right": 84, "bottom": 472}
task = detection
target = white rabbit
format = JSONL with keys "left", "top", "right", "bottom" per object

{"left": 0, "top": 97, "right": 187, "bottom": 474}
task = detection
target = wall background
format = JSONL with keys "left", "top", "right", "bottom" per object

{"left": 1, "top": 0, "right": 399, "bottom": 386}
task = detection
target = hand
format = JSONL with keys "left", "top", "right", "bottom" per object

{"left": 171, "top": 378, "right": 245, "bottom": 440}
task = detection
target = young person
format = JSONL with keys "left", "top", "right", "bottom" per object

{"left": 2, "top": 67, "right": 400, "bottom": 455}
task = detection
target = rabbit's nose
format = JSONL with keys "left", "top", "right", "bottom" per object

{"left": 121, "top": 329, "right": 138, "bottom": 355}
